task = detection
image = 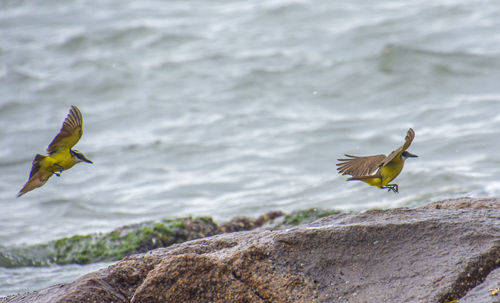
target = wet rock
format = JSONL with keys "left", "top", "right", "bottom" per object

{"left": 218, "top": 216, "right": 256, "bottom": 233}
{"left": 1, "top": 198, "right": 499, "bottom": 303}
{"left": 254, "top": 210, "right": 285, "bottom": 227}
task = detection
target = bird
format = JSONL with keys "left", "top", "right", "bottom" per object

{"left": 17, "top": 105, "right": 93, "bottom": 197}
{"left": 337, "top": 128, "right": 417, "bottom": 193}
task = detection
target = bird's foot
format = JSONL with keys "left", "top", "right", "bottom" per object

{"left": 382, "top": 184, "right": 399, "bottom": 193}
{"left": 54, "top": 164, "right": 64, "bottom": 174}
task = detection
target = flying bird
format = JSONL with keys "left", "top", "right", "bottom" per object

{"left": 337, "top": 128, "right": 417, "bottom": 193}
{"left": 18, "top": 105, "right": 92, "bottom": 197}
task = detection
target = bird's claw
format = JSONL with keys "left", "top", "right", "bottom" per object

{"left": 54, "top": 164, "right": 64, "bottom": 174}
{"left": 383, "top": 184, "right": 399, "bottom": 193}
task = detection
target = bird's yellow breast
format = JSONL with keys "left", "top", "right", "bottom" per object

{"left": 360, "top": 155, "right": 405, "bottom": 188}
{"left": 41, "top": 150, "right": 77, "bottom": 172}
{"left": 378, "top": 156, "right": 404, "bottom": 187}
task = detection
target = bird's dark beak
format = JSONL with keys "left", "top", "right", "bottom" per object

{"left": 405, "top": 151, "right": 418, "bottom": 158}
{"left": 84, "top": 158, "right": 93, "bottom": 164}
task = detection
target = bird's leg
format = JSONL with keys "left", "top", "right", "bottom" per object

{"left": 51, "top": 164, "right": 64, "bottom": 177}
{"left": 381, "top": 184, "right": 399, "bottom": 193}
{"left": 381, "top": 185, "right": 395, "bottom": 192}
{"left": 54, "top": 164, "right": 64, "bottom": 174}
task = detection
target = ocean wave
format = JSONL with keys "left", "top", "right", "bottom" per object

{"left": 378, "top": 44, "right": 500, "bottom": 75}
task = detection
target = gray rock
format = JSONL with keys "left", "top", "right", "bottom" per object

{"left": 1, "top": 197, "right": 499, "bottom": 303}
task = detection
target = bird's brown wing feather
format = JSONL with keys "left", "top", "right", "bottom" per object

{"left": 337, "top": 154, "right": 386, "bottom": 177}
{"left": 28, "top": 154, "right": 45, "bottom": 178}
{"left": 381, "top": 128, "right": 415, "bottom": 166}
{"left": 18, "top": 155, "right": 53, "bottom": 197}
{"left": 47, "top": 105, "right": 83, "bottom": 155}
{"left": 17, "top": 171, "right": 53, "bottom": 197}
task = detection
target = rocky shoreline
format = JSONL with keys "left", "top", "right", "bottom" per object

{"left": 0, "top": 209, "right": 337, "bottom": 267}
{"left": 1, "top": 197, "right": 499, "bottom": 303}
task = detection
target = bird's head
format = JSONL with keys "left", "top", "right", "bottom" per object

{"left": 402, "top": 151, "right": 418, "bottom": 160}
{"left": 72, "top": 150, "right": 93, "bottom": 164}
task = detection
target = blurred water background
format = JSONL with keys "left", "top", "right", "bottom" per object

{"left": 2, "top": 0, "right": 500, "bottom": 296}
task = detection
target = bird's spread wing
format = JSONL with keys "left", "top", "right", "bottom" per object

{"left": 17, "top": 171, "right": 53, "bottom": 197}
{"left": 381, "top": 128, "right": 415, "bottom": 166}
{"left": 337, "top": 154, "right": 386, "bottom": 177}
{"left": 28, "top": 154, "right": 45, "bottom": 178}
{"left": 47, "top": 106, "right": 83, "bottom": 155}
{"left": 18, "top": 155, "right": 53, "bottom": 197}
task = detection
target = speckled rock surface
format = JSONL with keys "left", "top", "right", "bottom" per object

{"left": 1, "top": 197, "right": 499, "bottom": 303}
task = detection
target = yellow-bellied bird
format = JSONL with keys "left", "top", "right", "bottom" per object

{"left": 337, "top": 128, "right": 417, "bottom": 193}
{"left": 17, "top": 106, "right": 92, "bottom": 197}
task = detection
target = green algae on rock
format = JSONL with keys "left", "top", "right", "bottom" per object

{"left": 0, "top": 209, "right": 342, "bottom": 267}
{"left": 0, "top": 217, "right": 220, "bottom": 267}
{"left": 52, "top": 216, "right": 220, "bottom": 265}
